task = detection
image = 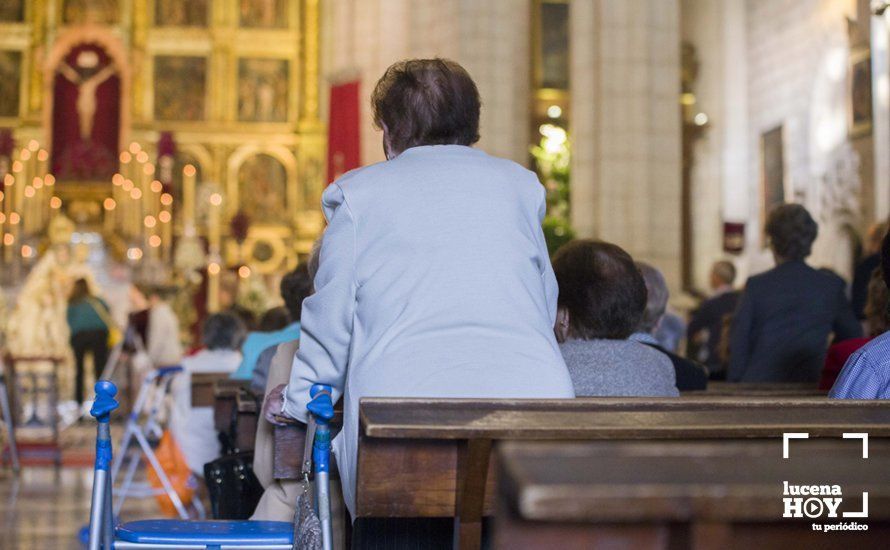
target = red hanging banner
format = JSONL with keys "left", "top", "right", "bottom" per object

{"left": 327, "top": 80, "right": 361, "bottom": 185}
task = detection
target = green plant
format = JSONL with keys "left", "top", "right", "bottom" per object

{"left": 531, "top": 123, "right": 575, "bottom": 254}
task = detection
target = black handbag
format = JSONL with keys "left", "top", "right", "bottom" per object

{"left": 203, "top": 451, "right": 265, "bottom": 519}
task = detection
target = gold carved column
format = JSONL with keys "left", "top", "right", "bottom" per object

{"left": 130, "top": 0, "right": 148, "bottom": 123}
{"left": 27, "top": 0, "right": 46, "bottom": 118}
{"left": 299, "top": 0, "right": 321, "bottom": 129}
{"left": 296, "top": 0, "right": 325, "bottom": 243}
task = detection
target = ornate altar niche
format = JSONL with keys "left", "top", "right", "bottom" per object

{"left": 0, "top": 0, "right": 325, "bottom": 275}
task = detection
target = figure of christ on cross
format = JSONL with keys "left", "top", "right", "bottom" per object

{"left": 56, "top": 61, "right": 117, "bottom": 142}
{"left": 50, "top": 45, "right": 121, "bottom": 180}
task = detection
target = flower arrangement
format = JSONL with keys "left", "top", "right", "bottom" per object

{"left": 531, "top": 123, "right": 575, "bottom": 255}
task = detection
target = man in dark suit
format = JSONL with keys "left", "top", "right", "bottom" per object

{"left": 633, "top": 262, "right": 709, "bottom": 391}
{"left": 687, "top": 260, "right": 740, "bottom": 380}
{"left": 728, "top": 204, "right": 862, "bottom": 383}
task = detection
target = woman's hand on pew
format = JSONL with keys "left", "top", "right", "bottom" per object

{"left": 263, "top": 384, "right": 290, "bottom": 426}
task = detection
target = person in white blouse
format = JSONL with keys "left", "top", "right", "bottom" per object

{"left": 263, "top": 59, "right": 575, "bottom": 526}
{"left": 170, "top": 312, "right": 246, "bottom": 475}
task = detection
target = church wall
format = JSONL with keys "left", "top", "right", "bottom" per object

{"left": 743, "top": 0, "right": 864, "bottom": 280}
{"left": 684, "top": 0, "right": 878, "bottom": 286}
{"left": 681, "top": 0, "right": 749, "bottom": 290}
{"left": 570, "top": 0, "right": 684, "bottom": 292}
{"left": 320, "top": 0, "right": 532, "bottom": 169}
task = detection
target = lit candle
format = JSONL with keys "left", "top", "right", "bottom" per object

{"left": 12, "top": 156, "right": 24, "bottom": 249}
{"left": 207, "top": 192, "right": 223, "bottom": 313}
{"left": 111, "top": 173, "right": 122, "bottom": 233}
{"left": 208, "top": 192, "right": 222, "bottom": 251}
{"left": 183, "top": 164, "right": 196, "bottom": 231}
{"left": 207, "top": 260, "right": 220, "bottom": 313}
{"left": 44, "top": 174, "right": 55, "bottom": 231}
{"left": 103, "top": 196, "right": 116, "bottom": 233}
{"left": 119, "top": 152, "right": 132, "bottom": 237}
{"left": 130, "top": 185, "right": 143, "bottom": 239}
{"left": 160, "top": 197, "right": 173, "bottom": 263}
{"left": 1, "top": 173, "right": 11, "bottom": 264}
{"left": 37, "top": 148, "right": 48, "bottom": 176}
{"left": 140, "top": 161, "right": 150, "bottom": 242}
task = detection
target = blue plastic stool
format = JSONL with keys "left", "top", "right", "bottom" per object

{"left": 84, "top": 380, "right": 334, "bottom": 549}
{"left": 113, "top": 520, "right": 293, "bottom": 549}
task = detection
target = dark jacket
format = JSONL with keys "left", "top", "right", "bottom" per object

{"left": 728, "top": 261, "right": 862, "bottom": 382}
{"left": 687, "top": 290, "right": 740, "bottom": 377}
{"left": 643, "top": 342, "right": 708, "bottom": 391}
{"left": 851, "top": 253, "right": 880, "bottom": 320}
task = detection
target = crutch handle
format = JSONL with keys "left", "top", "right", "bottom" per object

{"left": 90, "top": 380, "right": 119, "bottom": 424}
{"left": 307, "top": 384, "right": 335, "bottom": 423}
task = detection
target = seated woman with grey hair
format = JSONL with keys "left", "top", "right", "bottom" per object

{"left": 170, "top": 312, "right": 246, "bottom": 475}
{"left": 632, "top": 262, "right": 709, "bottom": 391}
{"left": 552, "top": 239, "right": 678, "bottom": 397}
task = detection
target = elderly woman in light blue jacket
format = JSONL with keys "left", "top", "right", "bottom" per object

{"left": 264, "top": 59, "right": 575, "bottom": 525}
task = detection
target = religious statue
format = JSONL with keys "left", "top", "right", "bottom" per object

{"left": 57, "top": 58, "right": 117, "bottom": 141}
{"left": 6, "top": 216, "right": 98, "bottom": 401}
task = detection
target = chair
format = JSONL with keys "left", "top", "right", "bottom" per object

{"left": 85, "top": 379, "right": 334, "bottom": 549}
{"left": 0, "top": 356, "right": 20, "bottom": 473}
{"left": 3, "top": 355, "right": 63, "bottom": 467}
{"left": 110, "top": 365, "right": 201, "bottom": 519}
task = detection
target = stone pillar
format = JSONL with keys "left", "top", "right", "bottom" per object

{"left": 570, "top": 0, "right": 684, "bottom": 289}
{"left": 457, "top": 0, "right": 532, "bottom": 165}
{"left": 321, "top": 0, "right": 532, "bottom": 166}
{"left": 569, "top": 0, "right": 599, "bottom": 238}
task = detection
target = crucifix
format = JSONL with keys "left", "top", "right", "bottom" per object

{"left": 57, "top": 61, "right": 117, "bottom": 141}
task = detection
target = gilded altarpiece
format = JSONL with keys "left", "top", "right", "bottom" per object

{"left": 0, "top": 0, "right": 325, "bottom": 273}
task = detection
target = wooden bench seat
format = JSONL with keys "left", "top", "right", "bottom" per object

{"left": 272, "top": 396, "right": 890, "bottom": 549}
{"left": 494, "top": 439, "right": 890, "bottom": 549}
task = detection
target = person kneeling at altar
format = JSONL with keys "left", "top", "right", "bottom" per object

{"left": 170, "top": 312, "right": 246, "bottom": 475}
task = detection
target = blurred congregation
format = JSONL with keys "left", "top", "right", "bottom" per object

{"left": 2, "top": 1, "right": 890, "bottom": 549}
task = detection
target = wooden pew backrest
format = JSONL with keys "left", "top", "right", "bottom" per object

{"left": 352, "top": 397, "right": 890, "bottom": 519}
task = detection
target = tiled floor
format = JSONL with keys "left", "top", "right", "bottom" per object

{"left": 0, "top": 466, "right": 162, "bottom": 549}
{"left": 0, "top": 423, "right": 166, "bottom": 549}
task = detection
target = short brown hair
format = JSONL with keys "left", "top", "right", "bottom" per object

{"left": 552, "top": 240, "right": 647, "bottom": 340}
{"left": 766, "top": 203, "right": 818, "bottom": 261}
{"left": 372, "top": 58, "right": 480, "bottom": 155}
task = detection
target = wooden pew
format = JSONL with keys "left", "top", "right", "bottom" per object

{"left": 212, "top": 379, "right": 259, "bottom": 453}
{"left": 303, "top": 398, "right": 888, "bottom": 549}
{"left": 212, "top": 379, "right": 251, "bottom": 433}
{"left": 191, "top": 372, "right": 231, "bottom": 407}
{"left": 233, "top": 388, "right": 260, "bottom": 452}
{"left": 494, "top": 439, "right": 890, "bottom": 549}
{"left": 689, "top": 381, "right": 826, "bottom": 397}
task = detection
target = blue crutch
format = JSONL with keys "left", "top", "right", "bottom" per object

{"left": 85, "top": 379, "right": 334, "bottom": 549}
{"left": 87, "top": 380, "right": 119, "bottom": 550}
{"left": 305, "top": 384, "right": 335, "bottom": 550}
